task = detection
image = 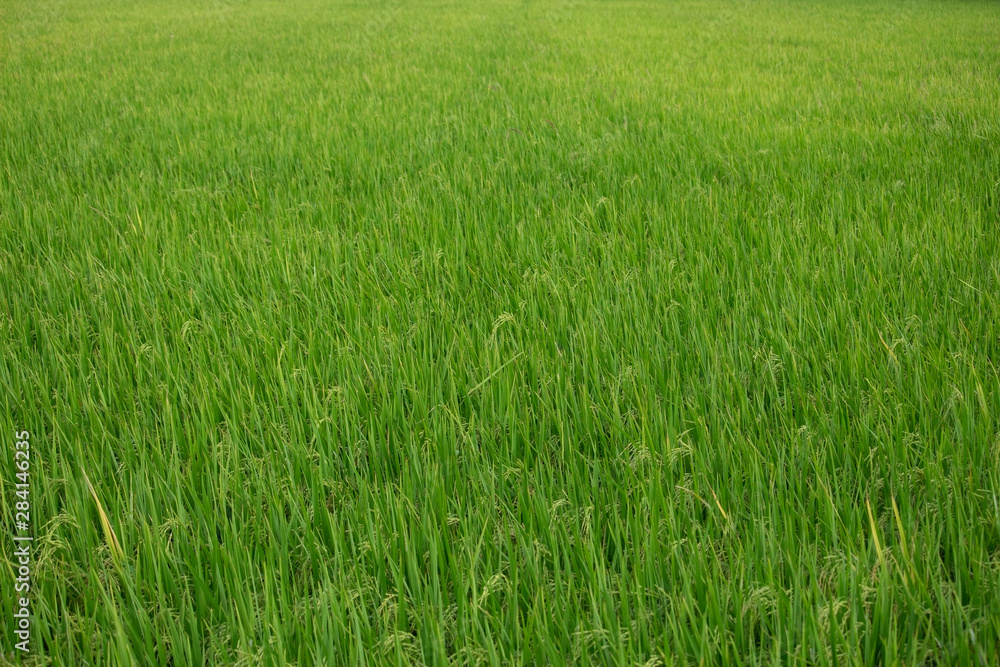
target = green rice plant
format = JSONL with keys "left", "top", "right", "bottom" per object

{"left": 0, "top": 0, "right": 998, "bottom": 664}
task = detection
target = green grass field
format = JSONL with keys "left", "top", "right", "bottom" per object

{"left": 2, "top": 0, "right": 999, "bottom": 664}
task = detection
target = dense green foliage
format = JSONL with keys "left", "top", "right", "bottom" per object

{"left": 2, "top": 0, "right": 999, "bottom": 664}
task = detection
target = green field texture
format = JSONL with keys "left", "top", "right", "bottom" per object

{"left": 2, "top": 0, "right": 999, "bottom": 664}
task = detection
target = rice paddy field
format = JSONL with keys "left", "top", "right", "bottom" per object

{"left": 2, "top": 0, "right": 1000, "bottom": 664}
